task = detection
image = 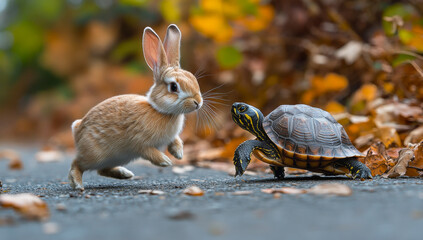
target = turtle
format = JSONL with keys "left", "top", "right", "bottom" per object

{"left": 231, "top": 102, "right": 372, "bottom": 179}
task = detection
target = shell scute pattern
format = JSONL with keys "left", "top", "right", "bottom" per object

{"left": 264, "top": 104, "right": 361, "bottom": 161}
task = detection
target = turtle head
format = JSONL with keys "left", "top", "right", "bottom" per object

{"left": 231, "top": 102, "right": 266, "bottom": 141}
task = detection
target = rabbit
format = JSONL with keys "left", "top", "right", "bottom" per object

{"left": 68, "top": 24, "right": 203, "bottom": 191}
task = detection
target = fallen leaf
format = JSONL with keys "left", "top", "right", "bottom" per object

{"left": 138, "top": 190, "right": 165, "bottom": 195}
{"left": 0, "top": 193, "right": 50, "bottom": 220}
{"left": 376, "top": 126, "right": 402, "bottom": 147}
{"left": 183, "top": 186, "right": 204, "bottom": 196}
{"left": 374, "top": 102, "right": 422, "bottom": 128}
{"left": 168, "top": 210, "right": 195, "bottom": 220}
{"left": 261, "top": 187, "right": 306, "bottom": 195}
{"left": 0, "top": 149, "right": 23, "bottom": 170}
{"left": 285, "top": 168, "right": 309, "bottom": 175}
{"left": 219, "top": 136, "right": 249, "bottom": 159}
{"left": 307, "top": 183, "right": 353, "bottom": 196}
{"left": 36, "top": 150, "right": 64, "bottom": 163}
{"left": 406, "top": 142, "right": 423, "bottom": 176}
{"left": 231, "top": 191, "right": 253, "bottom": 195}
{"left": 325, "top": 101, "right": 346, "bottom": 114}
{"left": 364, "top": 150, "right": 388, "bottom": 176}
{"left": 172, "top": 165, "right": 195, "bottom": 174}
{"left": 404, "top": 126, "right": 423, "bottom": 145}
{"left": 335, "top": 41, "right": 363, "bottom": 64}
{"left": 350, "top": 84, "right": 379, "bottom": 113}
{"left": 383, "top": 149, "right": 414, "bottom": 178}
{"left": 55, "top": 203, "right": 67, "bottom": 211}
{"left": 43, "top": 222, "right": 60, "bottom": 235}
{"left": 273, "top": 193, "right": 281, "bottom": 199}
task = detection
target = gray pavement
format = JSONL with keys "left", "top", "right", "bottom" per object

{"left": 1, "top": 145, "right": 423, "bottom": 240}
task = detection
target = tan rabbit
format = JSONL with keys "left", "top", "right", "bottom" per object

{"left": 68, "top": 24, "right": 202, "bottom": 190}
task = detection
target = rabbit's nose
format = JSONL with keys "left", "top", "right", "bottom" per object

{"left": 194, "top": 100, "right": 199, "bottom": 109}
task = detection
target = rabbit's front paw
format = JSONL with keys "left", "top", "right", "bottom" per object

{"left": 157, "top": 155, "right": 173, "bottom": 166}
{"left": 68, "top": 168, "right": 84, "bottom": 191}
{"left": 168, "top": 137, "right": 183, "bottom": 159}
{"left": 143, "top": 148, "right": 173, "bottom": 167}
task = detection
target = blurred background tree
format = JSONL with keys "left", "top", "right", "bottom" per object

{"left": 0, "top": 0, "right": 422, "bottom": 163}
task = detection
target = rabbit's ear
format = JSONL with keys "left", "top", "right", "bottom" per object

{"left": 143, "top": 27, "right": 168, "bottom": 71}
{"left": 163, "top": 24, "right": 181, "bottom": 68}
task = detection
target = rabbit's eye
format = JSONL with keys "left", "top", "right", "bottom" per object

{"left": 169, "top": 82, "right": 179, "bottom": 93}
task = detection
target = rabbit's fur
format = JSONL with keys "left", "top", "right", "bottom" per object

{"left": 68, "top": 25, "right": 202, "bottom": 190}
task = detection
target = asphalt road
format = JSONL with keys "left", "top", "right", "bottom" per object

{"left": 1, "top": 145, "right": 423, "bottom": 240}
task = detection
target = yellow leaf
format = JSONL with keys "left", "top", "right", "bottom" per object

{"left": 238, "top": 5, "right": 275, "bottom": 32}
{"left": 323, "top": 73, "right": 348, "bottom": 92}
{"left": 310, "top": 73, "right": 348, "bottom": 96}
{"left": 189, "top": 13, "right": 233, "bottom": 43}
{"left": 201, "top": 0, "right": 222, "bottom": 13}
{"left": 408, "top": 25, "right": 423, "bottom": 51}
{"left": 160, "top": 0, "right": 181, "bottom": 22}
{"left": 222, "top": 1, "right": 243, "bottom": 18}
{"left": 301, "top": 90, "right": 315, "bottom": 105}
{"left": 325, "top": 101, "right": 346, "bottom": 114}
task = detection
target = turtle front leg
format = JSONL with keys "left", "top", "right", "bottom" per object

{"left": 270, "top": 165, "right": 285, "bottom": 179}
{"left": 233, "top": 140, "right": 274, "bottom": 177}
{"left": 334, "top": 158, "right": 373, "bottom": 179}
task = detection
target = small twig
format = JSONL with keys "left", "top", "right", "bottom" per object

{"left": 393, "top": 50, "right": 423, "bottom": 61}
{"left": 407, "top": 60, "right": 423, "bottom": 78}
{"left": 407, "top": 166, "right": 423, "bottom": 171}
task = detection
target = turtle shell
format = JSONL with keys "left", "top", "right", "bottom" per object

{"left": 262, "top": 104, "right": 363, "bottom": 169}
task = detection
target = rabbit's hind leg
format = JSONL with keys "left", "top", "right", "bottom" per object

{"left": 68, "top": 159, "right": 85, "bottom": 191}
{"left": 97, "top": 166, "right": 134, "bottom": 179}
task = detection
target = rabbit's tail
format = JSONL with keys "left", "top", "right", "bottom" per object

{"left": 71, "top": 119, "right": 82, "bottom": 137}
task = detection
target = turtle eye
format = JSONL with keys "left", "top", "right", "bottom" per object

{"left": 239, "top": 105, "right": 247, "bottom": 112}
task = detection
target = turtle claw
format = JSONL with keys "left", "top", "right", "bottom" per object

{"left": 352, "top": 167, "right": 373, "bottom": 180}
{"left": 234, "top": 165, "right": 244, "bottom": 177}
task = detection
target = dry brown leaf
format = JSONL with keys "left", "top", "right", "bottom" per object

{"left": 335, "top": 41, "right": 363, "bottom": 64}
{"left": 231, "top": 191, "right": 253, "bottom": 195}
{"left": 0, "top": 149, "right": 23, "bottom": 170}
{"left": 325, "top": 101, "right": 346, "bottom": 114}
{"left": 138, "top": 190, "right": 165, "bottom": 195}
{"left": 220, "top": 137, "right": 250, "bottom": 159}
{"left": 35, "top": 150, "right": 64, "bottom": 163}
{"left": 350, "top": 84, "right": 379, "bottom": 113}
{"left": 183, "top": 186, "right": 204, "bottom": 196}
{"left": 43, "top": 222, "right": 60, "bottom": 235}
{"left": 172, "top": 166, "right": 195, "bottom": 174}
{"left": 404, "top": 126, "right": 423, "bottom": 145}
{"left": 261, "top": 187, "right": 306, "bottom": 195}
{"left": 0, "top": 193, "right": 50, "bottom": 220}
{"left": 386, "top": 147, "right": 403, "bottom": 160}
{"left": 363, "top": 142, "right": 389, "bottom": 176}
{"left": 285, "top": 168, "right": 309, "bottom": 175}
{"left": 383, "top": 149, "right": 414, "bottom": 178}
{"left": 364, "top": 151, "right": 388, "bottom": 176}
{"left": 376, "top": 126, "right": 402, "bottom": 147}
{"left": 307, "top": 183, "right": 352, "bottom": 196}
{"left": 374, "top": 102, "right": 422, "bottom": 128}
{"left": 406, "top": 142, "right": 423, "bottom": 177}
